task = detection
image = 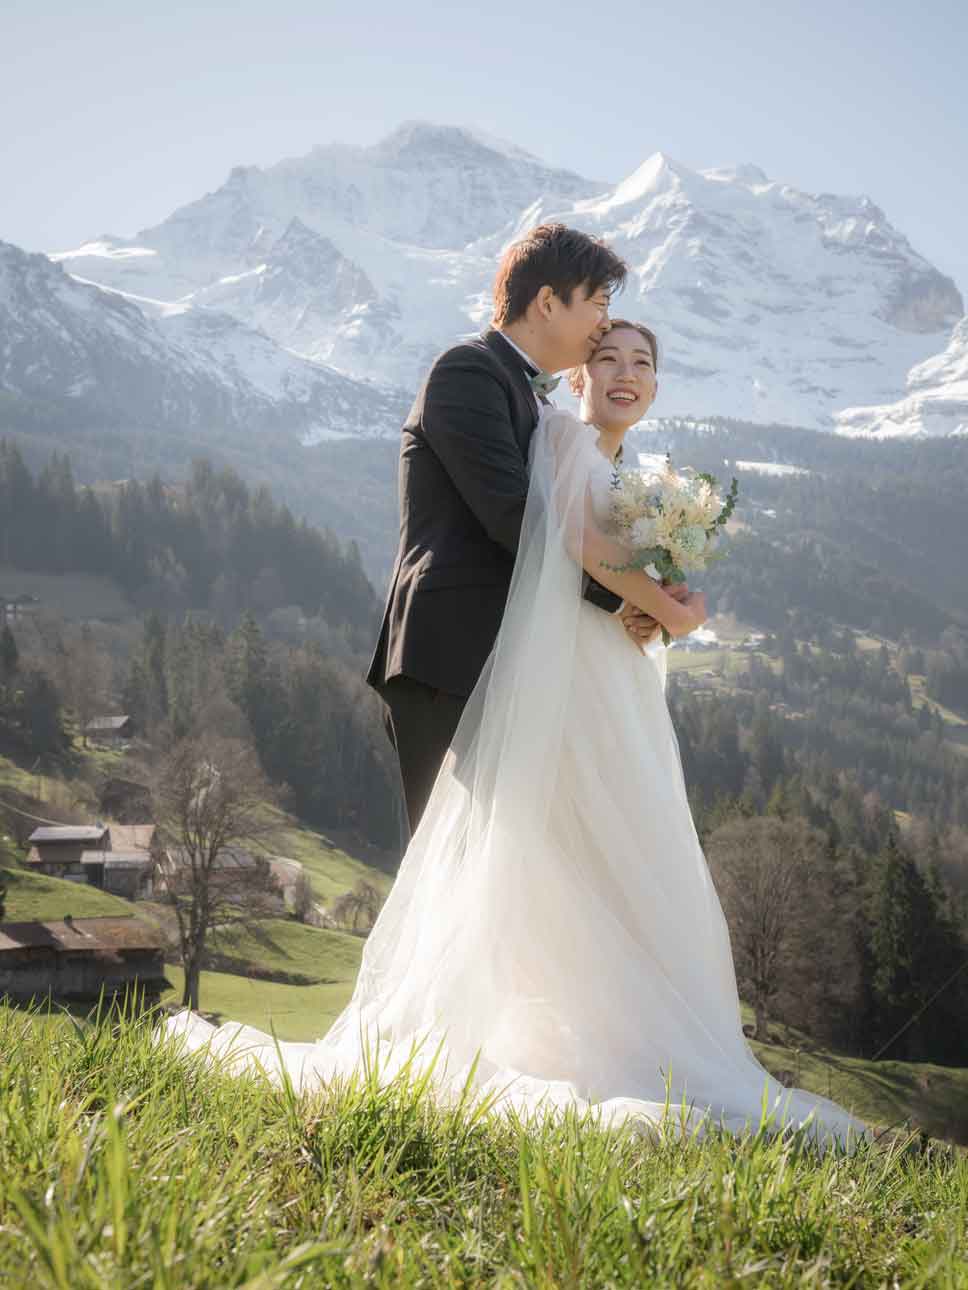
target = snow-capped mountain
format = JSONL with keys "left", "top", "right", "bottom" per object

{"left": 34, "top": 123, "right": 968, "bottom": 433}
{"left": 835, "top": 316, "right": 968, "bottom": 439}
{"left": 515, "top": 153, "right": 962, "bottom": 429}
{"left": 0, "top": 240, "right": 407, "bottom": 442}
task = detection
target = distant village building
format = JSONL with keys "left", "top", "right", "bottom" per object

{"left": 0, "top": 593, "right": 40, "bottom": 625}
{"left": 80, "top": 852, "right": 154, "bottom": 899}
{"left": 99, "top": 776, "right": 151, "bottom": 822}
{"left": 83, "top": 715, "right": 134, "bottom": 744}
{"left": 26, "top": 823, "right": 158, "bottom": 899}
{"left": 0, "top": 915, "right": 169, "bottom": 1004}
{"left": 155, "top": 846, "right": 259, "bottom": 896}
{"left": 26, "top": 826, "right": 110, "bottom": 881}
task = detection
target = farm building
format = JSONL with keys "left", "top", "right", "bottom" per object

{"left": 83, "top": 715, "right": 134, "bottom": 743}
{"left": 80, "top": 852, "right": 154, "bottom": 899}
{"left": 26, "top": 826, "right": 110, "bottom": 881}
{"left": 0, "top": 915, "right": 169, "bottom": 1004}
{"left": 26, "top": 823, "right": 158, "bottom": 898}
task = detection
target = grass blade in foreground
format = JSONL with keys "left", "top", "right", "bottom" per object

{"left": 1, "top": 1000, "right": 965, "bottom": 1287}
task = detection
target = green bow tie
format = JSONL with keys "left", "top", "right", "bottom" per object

{"left": 529, "top": 370, "right": 561, "bottom": 398}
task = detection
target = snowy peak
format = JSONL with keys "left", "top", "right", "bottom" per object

{"left": 701, "top": 162, "right": 771, "bottom": 188}
{"left": 835, "top": 317, "right": 968, "bottom": 438}
{"left": 264, "top": 121, "right": 602, "bottom": 250}
{"left": 593, "top": 152, "right": 685, "bottom": 211}
{"left": 910, "top": 315, "right": 968, "bottom": 390}
{"left": 369, "top": 120, "right": 541, "bottom": 167}
{"left": 0, "top": 235, "right": 406, "bottom": 441}
{"left": 543, "top": 154, "right": 963, "bottom": 427}
{"left": 184, "top": 215, "right": 378, "bottom": 363}
{"left": 37, "top": 123, "right": 967, "bottom": 433}
{"left": 265, "top": 216, "right": 372, "bottom": 295}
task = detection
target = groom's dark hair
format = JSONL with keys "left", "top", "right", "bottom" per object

{"left": 491, "top": 223, "right": 627, "bottom": 327}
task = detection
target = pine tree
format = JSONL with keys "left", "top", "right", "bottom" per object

{"left": 19, "top": 671, "right": 67, "bottom": 758}
{"left": 0, "top": 625, "right": 18, "bottom": 678}
{"left": 225, "top": 614, "right": 279, "bottom": 754}
{"left": 869, "top": 833, "right": 967, "bottom": 1063}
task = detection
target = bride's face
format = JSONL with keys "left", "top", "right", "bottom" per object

{"left": 580, "top": 327, "right": 657, "bottom": 430}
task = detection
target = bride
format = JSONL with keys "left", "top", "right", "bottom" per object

{"left": 164, "top": 321, "right": 869, "bottom": 1148}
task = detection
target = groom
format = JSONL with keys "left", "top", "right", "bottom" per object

{"left": 367, "top": 223, "right": 656, "bottom": 832}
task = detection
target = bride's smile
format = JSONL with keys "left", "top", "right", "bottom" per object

{"left": 570, "top": 321, "right": 659, "bottom": 461}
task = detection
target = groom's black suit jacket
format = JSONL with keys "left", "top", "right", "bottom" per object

{"left": 366, "top": 328, "right": 622, "bottom": 700}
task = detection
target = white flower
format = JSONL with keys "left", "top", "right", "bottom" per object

{"left": 630, "top": 516, "right": 658, "bottom": 548}
{"left": 678, "top": 524, "right": 707, "bottom": 555}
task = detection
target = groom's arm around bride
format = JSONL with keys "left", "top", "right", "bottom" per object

{"left": 366, "top": 223, "right": 629, "bottom": 833}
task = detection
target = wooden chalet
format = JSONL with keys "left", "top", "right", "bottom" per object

{"left": 0, "top": 915, "right": 169, "bottom": 1004}
{"left": 26, "top": 826, "right": 110, "bottom": 880}
{"left": 83, "top": 715, "right": 134, "bottom": 744}
{"left": 26, "top": 823, "right": 158, "bottom": 899}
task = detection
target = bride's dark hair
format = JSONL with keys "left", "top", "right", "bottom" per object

{"left": 568, "top": 319, "right": 659, "bottom": 395}
{"left": 491, "top": 224, "right": 627, "bottom": 327}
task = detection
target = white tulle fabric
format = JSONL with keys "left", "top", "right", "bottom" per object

{"left": 163, "top": 409, "right": 868, "bottom": 1148}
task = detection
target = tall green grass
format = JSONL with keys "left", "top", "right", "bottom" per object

{"left": 1, "top": 997, "right": 965, "bottom": 1287}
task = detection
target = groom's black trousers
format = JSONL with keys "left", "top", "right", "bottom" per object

{"left": 380, "top": 675, "right": 467, "bottom": 836}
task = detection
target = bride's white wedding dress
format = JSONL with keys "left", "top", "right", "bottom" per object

{"left": 163, "top": 409, "right": 868, "bottom": 1148}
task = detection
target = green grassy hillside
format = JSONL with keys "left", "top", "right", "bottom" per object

{"left": 164, "top": 964, "right": 356, "bottom": 1041}
{"left": 268, "top": 808, "right": 396, "bottom": 902}
{"left": 1, "top": 1002, "right": 965, "bottom": 1287}
{"left": 165, "top": 918, "right": 366, "bottom": 1040}
{"left": 1, "top": 866, "right": 135, "bottom": 921}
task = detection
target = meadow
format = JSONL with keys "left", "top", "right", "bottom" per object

{"left": 3, "top": 706, "right": 968, "bottom": 1284}
{"left": 1, "top": 999, "right": 965, "bottom": 1288}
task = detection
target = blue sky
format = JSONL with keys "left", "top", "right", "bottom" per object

{"left": 2, "top": 0, "right": 966, "bottom": 297}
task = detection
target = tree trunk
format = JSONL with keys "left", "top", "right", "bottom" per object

{"left": 182, "top": 955, "right": 201, "bottom": 1011}
{"left": 751, "top": 998, "right": 766, "bottom": 1040}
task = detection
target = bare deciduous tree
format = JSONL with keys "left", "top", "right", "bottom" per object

{"left": 148, "top": 733, "right": 283, "bottom": 1011}
{"left": 705, "top": 816, "right": 821, "bottom": 1038}
{"left": 290, "top": 868, "right": 315, "bottom": 923}
{"left": 330, "top": 878, "right": 383, "bottom": 932}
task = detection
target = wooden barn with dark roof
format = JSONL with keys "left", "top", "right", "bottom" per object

{"left": 83, "top": 715, "right": 134, "bottom": 744}
{"left": 0, "top": 915, "right": 169, "bottom": 1004}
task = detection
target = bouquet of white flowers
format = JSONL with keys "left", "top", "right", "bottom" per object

{"left": 603, "top": 455, "right": 739, "bottom": 645}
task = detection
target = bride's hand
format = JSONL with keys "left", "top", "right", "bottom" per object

{"left": 666, "top": 591, "right": 707, "bottom": 638}
{"left": 621, "top": 582, "right": 693, "bottom": 646}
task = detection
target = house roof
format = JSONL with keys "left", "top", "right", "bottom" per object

{"left": 28, "top": 826, "right": 109, "bottom": 845}
{"left": 0, "top": 916, "right": 164, "bottom": 954}
{"left": 164, "top": 846, "right": 258, "bottom": 870}
{"left": 109, "top": 824, "right": 155, "bottom": 852}
{"left": 80, "top": 851, "right": 152, "bottom": 869}
{"left": 85, "top": 716, "right": 131, "bottom": 731}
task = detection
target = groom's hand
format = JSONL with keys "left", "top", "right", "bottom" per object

{"left": 620, "top": 581, "right": 692, "bottom": 645}
{"left": 620, "top": 603, "right": 661, "bottom": 645}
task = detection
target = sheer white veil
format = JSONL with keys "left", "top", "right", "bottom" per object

{"left": 320, "top": 407, "right": 610, "bottom": 1076}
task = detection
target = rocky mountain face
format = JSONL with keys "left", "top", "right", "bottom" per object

{"left": 9, "top": 122, "right": 965, "bottom": 438}
{"left": 511, "top": 154, "right": 962, "bottom": 430}
{"left": 0, "top": 240, "right": 407, "bottom": 442}
{"left": 836, "top": 316, "right": 968, "bottom": 439}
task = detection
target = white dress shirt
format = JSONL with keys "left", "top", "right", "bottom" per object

{"left": 497, "top": 330, "right": 552, "bottom": 415}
